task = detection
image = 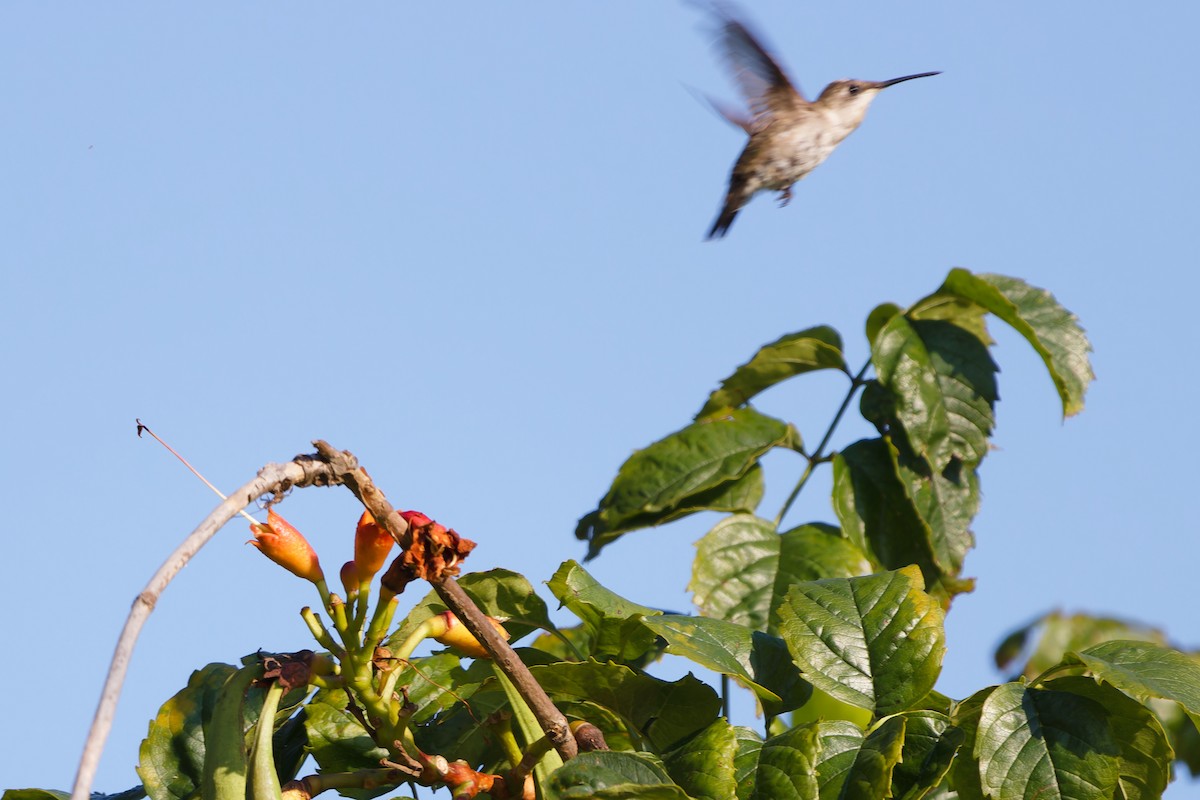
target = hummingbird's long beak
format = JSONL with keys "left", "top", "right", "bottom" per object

{"left": 878, "top": 71, "right": 941, "bottom": 89}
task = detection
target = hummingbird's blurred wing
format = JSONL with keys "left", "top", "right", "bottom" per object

{"left": 716, "top": 15, "right": 806, "bottom": 130}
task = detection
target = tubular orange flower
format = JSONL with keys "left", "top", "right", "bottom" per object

{"left": 353, "top": 510, "right": 394, "bottom": 582}
{"left": 248, "top": 508, "right": 325, "bottom": 584}
{"left": 428, "top": 611, "right": 509, "bottom": 659}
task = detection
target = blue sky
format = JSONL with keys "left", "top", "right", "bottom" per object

{"left": 3, "top": 2, "right": 1198, "bottom": 795}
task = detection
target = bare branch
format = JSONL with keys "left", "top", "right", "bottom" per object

{"left": 71, "top": 454, "right": 340, "bottom": 800}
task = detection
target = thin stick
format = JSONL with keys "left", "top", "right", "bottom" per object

{"left": 137, "top": 420, "right": 258, "bottom": 524}
{"left": 70, "top": 454, "right": 339, "bottom": 800}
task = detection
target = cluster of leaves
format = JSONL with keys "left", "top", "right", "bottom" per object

{"left": 9, "top": 269, "right": 1199, "bottom": 800}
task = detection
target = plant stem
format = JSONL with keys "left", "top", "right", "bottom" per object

{"left": 774, "top": 358, "right": 872, "bottom": 527}
{"left": 250, "top": 682, "right": 286, "bottom": 800}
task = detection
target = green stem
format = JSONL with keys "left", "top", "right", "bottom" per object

{"left": 250, "top": 682, "right": 285, "bottom": 800}
{"left": 202, "top": 664, "right": 263, "bottom": 800}
{"left": 495, "top": 665, "right": 564, "bottom": 792}
{"left": 300, "top": 608, "right": 345, "bottom": 660}
{"left": 774, "top": 358, "right": 872, "bottom": 527}
{"left": 492, "top": 714, "right": 524, "bottom": 769}
{"left": 364, "top": 596, "right": 401, "bottom": 655}
{"left": 721, "top": 674, "right": 731, "bottom": 720}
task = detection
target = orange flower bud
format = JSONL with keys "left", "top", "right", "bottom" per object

{"left": 429, "top": 611, "right": 509, "bottom": 659}
{"left": 353, "top": 510, "right": 394, "bottom": 582}
{"left": 248, "top": 508, "right": 325, "bottom": 584}
{"left": 339, "top": 560, "right": 358, "bottom": 597}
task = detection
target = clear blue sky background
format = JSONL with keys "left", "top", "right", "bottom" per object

{"left": 3, "top": 2, "right": 1198, "bottom": 795}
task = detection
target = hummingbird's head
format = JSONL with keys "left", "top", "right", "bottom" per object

{"left": 817, "top": 72, "right": 940, "bottom": 129}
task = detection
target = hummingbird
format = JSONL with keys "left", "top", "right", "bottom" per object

{"left": 703, "top": 11, "right": 939, "bottom": 239}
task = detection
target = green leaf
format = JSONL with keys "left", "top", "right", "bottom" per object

{"left": 1043, "top": 676, "right": 1173, "bottom": 800}
{"left": 578, "top": 408, "right": 796, "bottom": 557}
{"left": 840, "top": 715, "right": 906, "bottom": 800}
{"left": 937, "top": 269, "right": 1093, "bottom": 417}
{"left": 530, "top": 660, "right": 722, "bottom": 751}
{"left": 2, "top": 792, "right": 72, "bottom": 800}
{"left": 641, "top": 615, "right": 811, "bottom": 717}
{"left": 749, "top": 724, "right": 821, "bottom": 800}
{"left": 548, "top": 560, "right": 663, "bottom": 663}
{"left": 665, "top": 718, "right": 739, "bottom": 800}
{"left": 690, "top": 516, "right": 872, "bottom": 634}
{"left": 776, "top": 566, "right": 946, "bottom": 715}
{"left": 976, "top": 682, "right": 1120, "bottom": 800}
{"left": 697, "top": 325, "right": 848, "bottom": 418}
{"left": 412, "top": 681, "right": 512, "bottom": 769}
{"left": 731, "top": 727, "right": 765, "bottom": 800}
{"left": 1068, "top": 639, "right": 1200, "bottom": 728}
{"left": 909, "top": 291, "right": 992, "bottom": 345}
{"left": 831, "top": 438, "right": 974, "bottom": 604}
{"left": 891, "top": 711, "right": 963, "bottom": 800}
{"left": 873, "top": 316, "right": 998, "bottom": 470}
{"left": 994, "top": 611, "right": 1167, "bottom": 678}
{"left": 549, "top": 751, "right": 682, "bottom": 797}
{"left": 871, "top": 315, "right": 952, "bottom": 469}
{"left": 891, "top": 444, "right": 979, "bottom": 578}
{"left": 386, "top": 568, "right": 556, "bottom": 653}
{"left": 304, "top": 688, "right": 390, "bottom": 800}
{"left": 680, "top": 463, "right": 766, "bottom": 518}
{"left": 948, "top": 686, "right": 996, "bottom": 800}
{"left": 138, "top": 663, "right": 236, "bottom": 800}
{"left": 865, "top": 303, "right": 903, "bottom": 346}
{"left": 811, "top": 721, "right": 864, "bottom": 800}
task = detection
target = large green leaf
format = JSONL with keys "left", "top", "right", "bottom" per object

{"left": 732, "top": 727, "right": 765, "bottom": 800}
{"left": 871, "top": 315, "right": 952, "bottom": 469}
{"left": 641, "top": 615, "right": 811, "bottom": 717}
{"left": 831, "top": 438, "right": 974, "bottom": 603}
{"left": 696, "top": 326, "right": 848, "bottom": 419}
{"left": 840, "top": 716, "right": 906, "bottom": 800}
{"left": 548, "top": 560, "right": 662, "bottom": 663}
{"left": 936, "top": 270, "right": 1093, "bottom": 417}
{"left": 136, "top": 661, "right": 304, "bottom": 800}
{"left": 811, "top": 721, "right": 865, "bottom": 800}
{"left": 976, "top": 682, "right": 1120, "bottom": 800}
{"left": 531, "top": 660, "right": 722, "bottom": 751}
{"left": 549, "top": 752, "right": 688, "bottom": 798}
{"left": 385, "top": 568, "right": 556, "bottom": 653}
{"left": 891, "top": 443, "right": 979, "bottom": 578}
{"left": 749, "top": 724, "right": 821, "bottom": 800}
{"left": 1067, "top": 640, "right": 1200, "bottom": 728}
{"left": 411, "top": 680, "right": 512, "bottom": 769}
{"left": 578, "top": 408, "right": 797, "bottom": 557}
{"left": 690, "top": 516, "right": 872, "bottom": 634}
{"left": 776, "top": 566, "right": 946, "bottom": 715}
{"left": 891, "top": 712, "right": 963, "bottom": 800}
{"left": 1044, "top": 676, "right": 1173, "bottom": 800}
{"left": 875, "top": 318, "right": 998, "bottom": 469}
{"left": 138, "top": 663, "right": 235, "bottom": 800}
{"left": 993, "top": 611, "right": 1167, "bottom": 678}
{"left": 664, "top": 718, "right": 739, "bottom": 800}
{"left": 948, "top": 686, "right": 996, "bottom": 800}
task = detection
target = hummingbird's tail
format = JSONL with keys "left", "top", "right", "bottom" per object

{"left": 706, "top": 189, "right": 744, "bottom": 239}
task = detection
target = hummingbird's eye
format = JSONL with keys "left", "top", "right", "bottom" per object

{"left": 848, "top": 84, "right": 860, "bottom": 95}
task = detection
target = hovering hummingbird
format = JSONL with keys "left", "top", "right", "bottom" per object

{"left": 703, "top": 11, "right": 939, "bottom": 239}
